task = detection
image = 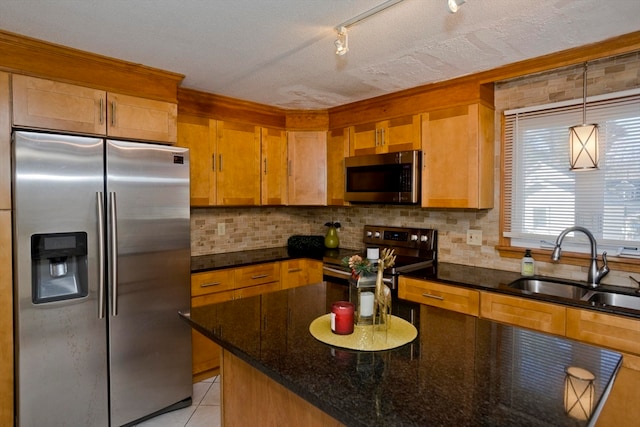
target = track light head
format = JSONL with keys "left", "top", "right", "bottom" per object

{"left": 448, "top": 0, "right": 466, "bottom": 13}
{"left": 335, "top": 26, "right": 348, "bottom": 56}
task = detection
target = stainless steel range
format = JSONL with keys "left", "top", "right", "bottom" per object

{"left": 322, "top": 225, "right": 437, "bottom": 293}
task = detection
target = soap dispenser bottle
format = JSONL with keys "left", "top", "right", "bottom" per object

{"left": 521, "top": 249, "right": 535, "bottom": 276}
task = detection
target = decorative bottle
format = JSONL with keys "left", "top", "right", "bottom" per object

{"left": 521, "top": 249, "right": 535, "bottom": 276}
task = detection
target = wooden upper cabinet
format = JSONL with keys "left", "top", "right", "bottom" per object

{"left": 349, "top": 114, "right": 420, "bottom": 156}
{"left": 261, "top": 127, "right": 288, "bottom": 206}
{"left": 106, "top": 93, "right": 177, "bottom": 143}
{"left": 287, "top": 131, "right": 327, "bottom": 206}
{"left": 216, "top": 120, "right": 261, "bottom": 206}
{"left": 177, "top": 114, "right": 216, "bottom": 206}
{"left": 12, "top": 74, "right": 105, "bottom": 135}
{"left": 421, "top": 103, "right": 494, "bottom": 209}
{"left": 12, "top": 75, "right": 177, "bottom": 143}
{"left": 326, "top": 128, "right": 350, "bottom": 206}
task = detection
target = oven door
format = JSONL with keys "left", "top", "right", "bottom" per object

{"left": 322, "top": 264, "right": 352, "bottom": 286}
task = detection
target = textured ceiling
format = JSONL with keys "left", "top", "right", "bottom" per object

{"left": 1, "top": 0, "right": 640, "bottom": 109}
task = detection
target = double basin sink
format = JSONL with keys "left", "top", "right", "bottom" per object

{"left": 505, "top": 277, "right": 640, "bottom": 313}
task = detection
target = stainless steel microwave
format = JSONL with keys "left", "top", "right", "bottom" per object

{"left": 344, "top": 150, "right": 421, "bottom": 204}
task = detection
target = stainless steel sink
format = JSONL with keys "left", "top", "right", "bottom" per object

{"left": 506, "top": 278, "right": 589, "bottom": 300}
{"left": 586, "top": 291, "right": 640, "bottom": 311}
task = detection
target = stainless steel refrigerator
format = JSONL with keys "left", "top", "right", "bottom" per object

{"left": 12, "top": 131, "right": 192, "bottom": 426}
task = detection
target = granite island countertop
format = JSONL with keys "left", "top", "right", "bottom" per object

{"left": 181, "top": 281, "right": 622, "bottom": 427}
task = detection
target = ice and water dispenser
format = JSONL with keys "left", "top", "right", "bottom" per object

{"left": 31, "top": 232, "right": 88, "bottom": 303}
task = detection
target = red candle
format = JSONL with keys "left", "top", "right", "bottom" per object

{"left": 331, "top": 301, "right": 354, "bottom": 335}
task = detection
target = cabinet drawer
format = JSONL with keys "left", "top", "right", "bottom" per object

{"left": 566, "top": 308, "right": 640, "bottom": 356}
{"left": 234, "top": 263, "right": 280, "bottom": 288}
{"left": 191, "top": 290, "right": 233, "bottom": 308}
{"left": 191, "top": 269, "right": 234, "bottom": 297}
{"left": 399, "top": 277, "right": 479, "bottom": 316}
{"left": 480, "top": 292, "right": 566, "bottom": 336}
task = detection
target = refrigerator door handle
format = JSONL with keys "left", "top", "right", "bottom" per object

{"left": 110, "top": 191, "right": 118, "bottom": 316}
{"left": 97, "top": 192, "right": 106, "bottom": 319}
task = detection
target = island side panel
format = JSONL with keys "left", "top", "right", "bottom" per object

{"left": 221, "top": 350, "right": 344, "bottom": 427}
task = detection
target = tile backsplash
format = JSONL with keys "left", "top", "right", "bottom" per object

{"left": 191, "top": 51, "right": 640, "bottom": 289}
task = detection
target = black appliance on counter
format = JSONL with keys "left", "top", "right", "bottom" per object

{"left": 322, "top": 225, "right": 437, "bottom": 328}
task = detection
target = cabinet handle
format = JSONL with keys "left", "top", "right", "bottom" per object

{"left": 288, "top": 160, "right": 292, "bottom": 177}
{"left": 99, "top": 98, "right": 105, "bottom": 125}
{"left": 422, "top": 292, "right": 444, "bottom": 301}
{"left": 219, "top": 154, "right": 223, "bottom": 172}
{"left": 111, "top": 101, "right": 116, "bottom": 127}
{"left": 380, "top": 128, "right": 385, "bottom": 145}
{"left": 212, "top": 154, "right": 216, "bottom": 172}
{"left": 201, "top": 281, "right": 222, "bottom": 288}
{"left": 264, "top": 158, "right": 268, "bottom": 174}
{"left": 375, "top": 129, "right": 379, "bottom": 146}
{"left": 251, "top": 274, "right": 269, "bottom": 280}
{"left": 288, "top": 268, "right": 302, "bottom": 273}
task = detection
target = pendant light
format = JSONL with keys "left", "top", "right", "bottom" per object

{"left": 569, "top": 63, "right": 599, "bottom": 170}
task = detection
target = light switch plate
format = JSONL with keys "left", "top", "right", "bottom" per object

{"left": 218, "top": 223, "right": 226, "bottom": 235}
{"left": 467, "top": 229, "right": 482, "bottom": 246}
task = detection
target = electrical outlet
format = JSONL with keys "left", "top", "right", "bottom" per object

{"left": 466, "top": 229, "right": 482, "bottom": 246}
{"left": 218, "top": 223, "right": 226, "bottom": 236}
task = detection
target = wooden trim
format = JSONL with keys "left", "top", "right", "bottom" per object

{"left": 0, "top": 72, "right": 9, "bottom": 209}
{"left": 0, "top": 211, "right": 13, "bottom": 426}
{"left": 178, "top": 87, "right": 286, "bottom": 128}
{"left": 0, "top": 30, "right": 183, "bottom": 102}
{"left": 285, "top": 110, "right": 329, "bottom": 130}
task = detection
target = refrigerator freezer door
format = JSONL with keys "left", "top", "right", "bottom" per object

{"left": 106, "top": 140, "right": 192, "bottom": 426}
{"left": 13, "top": 131, "right": 109, "bottom": 426}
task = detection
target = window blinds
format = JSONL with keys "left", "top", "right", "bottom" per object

{"left": 503, "top": 90, "right": 640, "bottom": 253}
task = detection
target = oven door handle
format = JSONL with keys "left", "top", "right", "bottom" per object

{"left": 322, "top": 266, "right": 352, "bottom": 277}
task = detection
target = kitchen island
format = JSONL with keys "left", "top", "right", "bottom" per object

{"left": 181, "top": 281, "right": 621, "bottom": 426}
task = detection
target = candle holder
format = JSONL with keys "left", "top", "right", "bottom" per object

{"left": 349, "top": 274, "right": 378, "bottom": 325}
{"left": 564, "top": 366, "right": 595, "bottom": 421}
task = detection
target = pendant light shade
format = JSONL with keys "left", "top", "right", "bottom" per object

{"left": 570, "top": 63, "right": 599, "bottom": 170}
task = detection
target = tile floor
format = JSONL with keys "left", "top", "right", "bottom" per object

{"left": 134, "top": 376, "right": 221, "bottom": 427}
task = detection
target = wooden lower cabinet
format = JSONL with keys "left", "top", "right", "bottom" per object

{"left": 479, "top": 291, "right": 566, "bottom": 336}
{"left": 191, "top": 260, "right": 322, "bottom": 381}
{"left": 399, "top": 277, "right": 479, "bottom": 316}
{"left": 221, "top": 350, "right": 343, "bottom": 427}
{"left": 281, "top": 259, "right": 322, "bottom": 290}
{"left": 566, "top": 308, "right": 640, "bottom": 356}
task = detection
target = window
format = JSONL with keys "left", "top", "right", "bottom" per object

{"left": 503, "top": 89, "right": 640, "bottom": 256}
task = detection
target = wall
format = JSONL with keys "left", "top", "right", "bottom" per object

{"left": 191, "top": 51, "right": 640, "bottom": 288}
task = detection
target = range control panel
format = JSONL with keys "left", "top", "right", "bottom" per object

{"left": 362, "top": 225, "right": 437, "bottom": 257}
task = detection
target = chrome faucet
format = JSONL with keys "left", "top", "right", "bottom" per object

{"left": 551, "top": 226, "right": 609, "bottom": 288}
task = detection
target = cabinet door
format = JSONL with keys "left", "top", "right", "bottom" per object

{"left": 421, "top": 104, "right": 494, "bottom": 208}
{"left": 261, "top": 127, "right": 288, "bottom": 205}
{"left": 191, "top": 330, "right": 221, "bottom": 381}
{"left": 384, "top": 115, "right": 421, "bottom": 153}
{"left": 480, "top": 292, "right": 566, "bottom": 336}
{"left": 349, "top": 122, "right": 378, "bottom": 156}
{"left": 107, "top": 93, "right": 177, "bottom": 143}
{"left": 0, "top": 72, "right": 9, "bottom": 209}
{"left": 12, "top": 74, "right": 105, "bottom": 134}
{"left": 287, "top": 131, "right": 327, "bottom": 205}
{"left": 326, "top": 128, "right": 349, "bottom": 206}
{"left": 217, "top": 121, "right": 261, "bottom": 205}
{"left": 177, "top": 115, "right": 215, "bottom": 206}
{"left": 0, "top": 211, "right": 13, "bottom": 425}
{"left": 191, "top": 269, "right": 235, "bottom": 298}
{"left": 566, "top": 308, "right": 640, "bottom": 356}
{"left": 399, "top": 277, "right": 479, "bottom": 316}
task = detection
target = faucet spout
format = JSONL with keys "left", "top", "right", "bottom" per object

{"left": 551, "top": 226, "right": 609, "bottom": 287}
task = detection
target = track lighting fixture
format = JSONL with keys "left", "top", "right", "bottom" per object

{"left": 333, "top": 0, "right": 404, "bottom": 55}
{"left": 569, "top": 63, "right": 599, "bottom": 170}
{"left": 448, "top": 0, "right": 466, "bottom": 13}
{"left": 335, "top": 26, "right": 348, "bottom": 56}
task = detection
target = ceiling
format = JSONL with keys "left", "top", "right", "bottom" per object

{"left": 1, "top": 0, "right": 640, "bottom": 110}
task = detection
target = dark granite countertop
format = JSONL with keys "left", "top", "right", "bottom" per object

{"left": 181, "top": 282, "right": 622, "bottom": 427}
{"left": 191, "top": 248, "right": 640, "bottom": 319}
